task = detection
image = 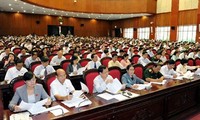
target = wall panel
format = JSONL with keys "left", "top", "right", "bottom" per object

{"left": 179, "top": 0, "right": 198, "bottom": 11}
{"left": 178, "top": 10, "right": 197, "bottom": 25}
{"left": 0, "top": 12, "right": 111, "bottom": 37}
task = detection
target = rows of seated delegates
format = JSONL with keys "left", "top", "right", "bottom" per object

{"left": 1, "top": 35, "right": 200, "bottom": 111}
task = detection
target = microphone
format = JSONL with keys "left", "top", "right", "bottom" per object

{"left": 77, "top": 94, "right": 94, "bottom": 112}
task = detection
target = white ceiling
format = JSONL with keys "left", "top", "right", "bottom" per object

{"left": 0, "top": 0, "right": 152, "bottom": 20}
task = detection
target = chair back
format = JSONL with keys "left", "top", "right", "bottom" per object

{"left": 79, "top": 58, "right": 91, "bottom": 67}
{"left": 64, "top": 53, "right": 73, "bottom": 60}
{"left": 30, "top": 61, "right": 41, "bottom": 72}
{"left": 108, "top": 66, "right": 122, "bottom": 81}
{"left": 60, "top": 60, "right": 71, "bottom": 71}
{"left": 175, "top": 59, "right": 181, "bottom": 68}
{"left": 117, "top": 56, "right": 123, "bottom": 62}
{"left": 9, "top": 76, "right": 25, "bottom": 92}
{"left": 44, "top": 72, "right": 56, "bottom": 95}
{"left": 21, "top": 55, "right": 31, "bottom": 63}
{"left": 48, "top": 54, "right": 57, "bottom": 62}
{"left": 83, "top": 69, "right": 99, "bottom": 93}
{"left": 13, "top": 48, "right": 21, "bottom": 55}
{"left": 165, "top": 53, "right": 170, "bottom": 60}
{"left": 131, "top": 55, "right": 140, "bottom": 64}
{"left": 166, "top": 49, "right": 171, "bottom": 55}
{"left": 100, "top": 57, "right": 112, "bottom": 67}
{"left": 82, "top": 52, "right": 90, "bottom": 59}
{"left": 133, "top": 64, "right": 144, "bottom": 79}
{"left": 187, "top": 58, "right": 194, "bottom": 66}
{"left": 96, "top": 52, "right": 102, "bottom": 58}
{"left": 195, "top": 58, "right": 200, "bottom": 66}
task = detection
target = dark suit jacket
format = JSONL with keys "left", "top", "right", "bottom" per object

{"left": 66, "top": 63, "right": 82, "bottom": 74}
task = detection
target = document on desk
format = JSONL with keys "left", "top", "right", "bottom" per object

{"left": 46, "top": 105, "right": 69, "bottom": 116}
{"left": 73, "top": 90, "right": 83, "bottom": 98}
{"left": 106, "top": 78, "right": 122, "bottom": 94}
{"left": 150, "top": 80, "right": 167, "bottom": 85}
{"left": 132, "top": 83, "right": 152, "bottom": 90}
{"left": 19, "top": 98, "right": 48, "bottom": 115}
{"left": 62, "top": 97, "right": 92, "bottom": 108}
{"left": 173, "top": 76, "right": 183, "bottom": 80}
{"left": 113, "top": 94, "right": 128, "bottom": 101}
{"left": 10, "top": 112, "right": 31, "bottom": 120}
{"left": 97, "top": 93, "right": 115, "bottom": 100}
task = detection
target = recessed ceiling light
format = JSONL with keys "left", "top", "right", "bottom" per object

{"left": 15, "top": 0, "right": 17, "bottom": 1}
{"left": 32, "top": 11, "right": 34, "bottom": 13}
{"left": 32, "top": 9, "right": 34, "bottom": 11}
{"left": 66, "top": 13, "right": 68, "bottom": 15}
{"left": 9, "top": 4, "right": 11, "bottom": 6}
{"left": 21, "top": 7, "right": 23, "bottom": 9}
{"left": 23, "top": 10, "right": 26, "bottom": 12}
{"left": 42, "top": 8, "right": 45, "bottom": 9}
{"left": 33, "top": 5, "right": 35, "bottom": 7}
{"left": 23, "top": 2, "right": 26, "bottom": 5}
{"left": 55, "top": 12, "right": 57, "bottom": 14}
{"left": 11, "top": 8, "right": 13, "bottom": 10}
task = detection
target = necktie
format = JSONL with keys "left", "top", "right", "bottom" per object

{"left": 44, "top": 67, "right": 47, "bottom": 76}
{"left": 94, "top": 62, "right": 97, "bottom": 69}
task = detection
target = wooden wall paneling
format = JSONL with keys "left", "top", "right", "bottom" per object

{"left": 0, "top": 12, "right": 111, "bottom": 37}
{"left": 170, "top": 0, "right": 179, "bottom": 42}
{"left": 25, "top": 0, "right": 156, "bottom": 14}
{"left": 178, "top": 10, "right": 197, "bottom": 25}
{"left": 196, "top": 0, "right": 200, "bottom": 42}
{"left": 156, "top": 13, "right": 171, "bottom": 26}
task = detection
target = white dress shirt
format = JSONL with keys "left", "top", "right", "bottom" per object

{"left": 176, "top": 64, "right": 196, "bottom": 75}
{"left": 160, "top": 56, "right": 167, "bottom": 63}
{"left": 24, "top": 56, "right": 41, "bottom": 68}
{"left": 137, "top": 57, "right": 151, "bottom": 66}
{"left": 160, "top": 65, "right": 178, "bottom": 79}
{"left": 50, "top": 55, "right": 66, "bottom": 66}
{"left": 34, "top": 65, "right": 55, "bottom": 78}
{"left": 93, "top": 75, "right": 113, "bottom": 93}
{"left": 4, "top": 66, "right": 28, "bottom": 83}
{"left": 86, "top": 61, "right": 101, "bottom": 69}
{"left": 50, "top": 78, "right": 75, "bottom": 101}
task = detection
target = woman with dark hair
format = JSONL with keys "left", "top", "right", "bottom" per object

{"left": 121, "top": 64, "right": 146, "bottom": 89}
{"left": 120, "top": 54, "right": 131, "bottom": 68}
{"left": 4, "top": 53, "right": 18, "bottom": 68}
{"left": 8, "top": 71, "right": 51, "bottom": 112}
{"left": 66, "top": 55, "right": 82, "bottom": 75}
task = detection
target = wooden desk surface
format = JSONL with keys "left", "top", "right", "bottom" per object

{"left": 3, "top": 76, "right": 200, "bottom": 120}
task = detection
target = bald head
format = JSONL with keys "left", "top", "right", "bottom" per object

{"left": 56, "top": 69, "right": 67, "bottom": 84}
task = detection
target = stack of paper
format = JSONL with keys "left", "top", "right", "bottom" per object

{"left": 97, "top": 92, "right": 129, "bottom": 101}
{"left": 106, "top": 78, "right": 122, "bottom": 94}
{"left": 19, "top": 98, "right": 48, "bottom": 115}
{"left": 10, "top": 112, "right": 31, "bottom": 120}
{"left": 183, "top": 71, "right": 194, "bottom": 79}
{"left": 62, "top": 97, "right": 92, "bottom": 108}
{"left": 132, "top": 83, "right": 152, "bottom": 90}
{"left": 150, "top": 80, "right": 167, "bottom": 85}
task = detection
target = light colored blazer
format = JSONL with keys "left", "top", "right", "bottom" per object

{"left": 9, "top": 84, "right": 49, "bottom": 111}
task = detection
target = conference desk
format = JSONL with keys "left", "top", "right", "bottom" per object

{"left": 3, "top": 76, "right": 200, "bottom": 120}
{"left": 0, "top": 75, "right": 85, "bottom": 109}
